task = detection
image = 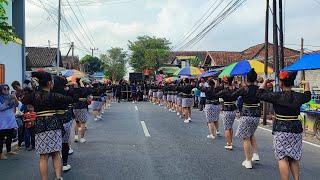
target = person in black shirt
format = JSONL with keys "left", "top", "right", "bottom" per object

{"left": 176, "top": 81, "right": 183, "bottom": 118}
{"left": 257, "top": 71, "right": 311, "bottom": 180}
{"left": 216, "top": 76, "right": 238, "bottom": 150}
{"left": 203, "top": 79, "right": 222, "bottom": 139}
{"left": 181, "top": 78, "right": 194, "bottom": 123}
{"left": 231, "top": 69, "right": 261, "bottom": 169}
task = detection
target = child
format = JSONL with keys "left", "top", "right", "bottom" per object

{"left": 23, "top": 105, "right": 36, "bottom": 151}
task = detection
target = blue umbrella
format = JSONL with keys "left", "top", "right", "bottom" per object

{"left": 200, "top": 71, "right": 218, "bottom": 78}
{"left": 284, "top": 53, "right": 320, "bottom": 71}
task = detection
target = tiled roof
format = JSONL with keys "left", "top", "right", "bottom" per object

{"left": 203, "top": 43, "right": 300, "bottom": 67}
{"left": 26, "top": 47, "right": 60, "bottom": 70}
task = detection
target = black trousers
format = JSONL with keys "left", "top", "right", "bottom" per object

{"left": 18, "top": 126, "right": 25, "bottom": 147}
{"left": 62, "top": 143, "right": 69, "bottom": 166}
{"left": 0, "top": 128, "right": 14, "bottom": 153}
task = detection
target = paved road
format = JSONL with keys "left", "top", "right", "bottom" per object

{"left": 1, "top": 102, "right": 320, "bottom": 180}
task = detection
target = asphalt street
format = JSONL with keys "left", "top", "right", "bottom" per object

{"left": 0, "top": 102, "right": 320, "bottom": 180}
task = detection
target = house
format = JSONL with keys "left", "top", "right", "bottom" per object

{"left": 0, "top": 0, "right": 25, "bottom": 84}
{"left": 62, "top": 56, "right": 80, "bottom": 70}
{"left": 168, "top": 51, "right": 207, "bottom": 68}
{"left": 26, "top": 47, "right": 62, "bottom": 71}
{"left": 202, "top": 43, "right": 300, "bottom": 70}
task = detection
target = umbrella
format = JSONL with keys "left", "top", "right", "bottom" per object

{"left": 200, "top": 70, "right": 219, "bottom": 78}
{"left": 174, "top": 66, "right": 205, "bottom": 77}
{"left": 62, "top": 69, "right": 85, "bottom": 78}
{"left": 165, "top": 77, "right": 179, "bottom": 83}
{"left": 218, "top": 59, "right": 273, "bottom": 78}
{"left": 284, "top": 53, "right": 320, "bottom": 71}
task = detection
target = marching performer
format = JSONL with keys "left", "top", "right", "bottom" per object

{"left": 216, "top": 76, "right": 237, "bottom": 150}
{"left": 231, "top": 69, "right": 261, "bottom": 169}
{"left": 257, "top": 71, "right": 311, "bottom": 180}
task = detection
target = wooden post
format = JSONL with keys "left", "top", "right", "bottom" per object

{"left": 273, "top": 0, "right": 280, "bottom": 92}
{"left": 300, "top": 38, "right": 305, "bottom": 80}
{"left": 279, "top": 0, "right": 285, "bottom": 70}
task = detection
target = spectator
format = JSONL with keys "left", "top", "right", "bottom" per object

{"left": 0, "top": 84, "right": 19, "bottom": 160}
{"left": 23, "top": 105, "right": 36, "bottom": 151}
{"left": 130, "top": 82, "right": 137, "bottom": 103}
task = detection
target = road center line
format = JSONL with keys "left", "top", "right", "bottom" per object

{"left": 140, "top": 121, "right": 151, "bottom": 137}
{"left": 135, "top": 105, "right": 138, "bottom": 111}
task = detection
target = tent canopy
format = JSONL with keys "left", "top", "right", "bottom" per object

{"left": 284, "top": 53, "right": 320, "bottom": 71}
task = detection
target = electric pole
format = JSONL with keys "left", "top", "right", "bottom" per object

{"left": 71, "top": 42, "right": 74, "bottom": 59}
{"left": 90, "top": 47, "right": 98, "bottom": 57}
{"left": 263, "top": 0, "right": 270, "bottom": 126}
{"left": 272, "top": 0, "right": 280, "bottom": 91}
{"left": 279, "top": 0, "right": 285, "bottom": 69}
{"left": 57, "top": 0, "right": 61, "bottom": 67}
{"left": 301, "top": 38, "right": 305, "bottom": 81}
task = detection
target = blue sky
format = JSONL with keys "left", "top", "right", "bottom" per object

{"left": 25, "top": 0, "right": 320, "bottom": 58}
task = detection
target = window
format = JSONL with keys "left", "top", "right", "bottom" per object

{"left": 0, "top": 64, "right": 5, "bottom": 84}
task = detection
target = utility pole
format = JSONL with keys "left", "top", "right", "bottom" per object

{"left": 71, "top": 42, "right": 74, "bottom": 59}
{"left": 272, "top": 0, "right": 280, "bottom": 91}
{"left": 279, "top": 0, "right": 285, "bottom": 69}
{"left": 263, "top": 0, "right": 269, "bottom": 126}
{"left": 57, "top": 0, "right": 61, "bottom": 67}
{"left": 300, "top": 38, "right": 305, "bottom": 80}
{"left": 90, "top": 47, "right": 98, "bottom": 57}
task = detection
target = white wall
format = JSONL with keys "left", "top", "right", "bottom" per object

{"left": 0, "top": 42, "right": 23, "bottom": 85}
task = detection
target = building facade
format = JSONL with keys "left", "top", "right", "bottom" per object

{"left": 0, "top": 0, "right": 25, "bottom": 84}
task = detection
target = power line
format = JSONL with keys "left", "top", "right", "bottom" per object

{"left": 173, "top": 0, "right": 224, "bottom": 49}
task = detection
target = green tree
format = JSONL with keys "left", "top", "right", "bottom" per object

{"left": 0, "top": 0, "right": 17, "bottom": 44}
{"left": 190, "top": 57, "right": 202, "bottom": 67}
{"left": 100, "top": 47, "right": 127, "bottom": 82}
{"left": 80, "top": 55, "right": 103, "bottom": 74}
{"left": 128, "top": 36, "right": 171, "bottom": 73}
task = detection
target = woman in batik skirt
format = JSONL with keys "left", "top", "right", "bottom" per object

{"left": 157, "top": 83, "right": 163, "bottom": 106}
{"left": 257, "top": 71, "right": 311, "bottom": 180}
{"left": 203, "top": 79, "right": 222, "bottom": 139}
{"left": 181, "top": 79, "right": 194, "bottom": 123}
{"left": 162, "top": 82, "right": 168, "bottom": 109}
{"left": 22, "top": 72, "right": 74, "bottom": 180}
{"left": 91, "top": 83, "right": 104, "bottom": 121}
{"left": 231, "top": 69, "right": 261, "bottom": 169}
{"left": 216, "top": 76, "right": 238, "bottom": 150}
{"left": 73, "top": 78, "right": 92, "bottom": 143}
{"left": 52, "top": 76, "right": 74, "bottom": 172}
{"left": 176, "top": 82, "right": 183, "bottom": 118}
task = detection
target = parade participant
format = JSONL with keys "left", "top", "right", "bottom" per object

{"left": 231, "top": 69, "right": 261, "bottom": 169}
{"left": 171, "top": 82, "right": 178, "bottom": 112}
{"left": 162, "top": 82, "right": 168, "bottom": 108}
{"left": 22, "top": 72, "right": 74, "bottom": 180}
{"left": 105, "top": 82, "right": 113, "bottom": 107}
{"left": 157, "top": 83, "right": 163, "bottom": 106}
{"left": 52, "top": 76, "right": 74, "bottom": 172}
{"left": 181, "top": 78, "right": 194, "bottom": 123}
{"left": 167, "top": 82, "right": 175, "bottom": 112}
{"left": 91, "top": 83, "right": 104, "bottom": 121}
{"left": 216, "top": 76, "right": 237, "bottom": 150}
{"left": 152, "top": 84, "right": 158, "bottom": 104}
{"left": 203, "top": 79, "right": 222, "bottom": 139}
{"left": 199, "top": 78, "right": 207, "bottom": 111}
{"left": 130, "top": 81, "right": 138, "bottom": 103}
{"left": 115, "top": 80, "right": 123, "bottom": 103}
{"left": 176, "top": 81, "right": 183, "bottom": 118}
{"left": 0, "top": 84, "right": 19, "bottom": 160}
{"left": 73, "top": 78, "right": 92, "bottom": 143}
{"left": 257, "top": 71, "right": 311, "bottom": 180}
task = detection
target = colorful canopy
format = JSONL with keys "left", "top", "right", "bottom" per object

{"left": 165, "top": 77, "right": 179, "bottom": 83}
{"left": 200, "top": 70, "right": 219, "bottom": 78}
{"left": 174, "top": 66, "right": 205, "bottom": 77}
{"left": 284, "top": 53, "right": 320, "bottom": 71}
{"left": 62, "top": 69, "right": 85, "bottom": 78}
{"left": 218, "top": 59, "right": 273, "bottom": 78}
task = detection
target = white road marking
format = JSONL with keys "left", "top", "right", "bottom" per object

{"left": 140, "top": 121, "right": 151, "bottom": 137}
{"left": 235, "top": 118, "right": 320, "bottom": 148}
{"left": 257, "top": 124, "right": 320, "bottom": 148}
{"left": 135, "top": 105, "right": 138, "bottom": 111}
